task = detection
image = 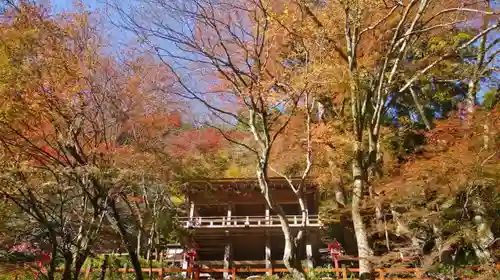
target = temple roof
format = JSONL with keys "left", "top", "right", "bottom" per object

{"left": 181, "top": 177, "right": 316, "bottom": 194}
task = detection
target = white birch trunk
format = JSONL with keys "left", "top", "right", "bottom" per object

{"left": 352, "top": 153, "right": 374, "bottom": 279}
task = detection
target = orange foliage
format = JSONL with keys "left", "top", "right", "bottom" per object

{"left": 380, "top": 106, "right": 500, "bottom": 199}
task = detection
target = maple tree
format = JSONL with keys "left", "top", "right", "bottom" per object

{"left": 0, "top": 2, "right": 185, "bottom": 279}
{"left": 263, "top": 0, "right": 499, "bottom": 278}
{"left": 110, "top": 0, "right": 321, "bottom": 277}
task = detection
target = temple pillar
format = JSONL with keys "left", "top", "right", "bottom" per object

{"left": 265, "top": 204, "right": 270, "bottom": 225}
{"left": 265, "top": 231, "right": 272, "bottom": 275}
{"left": 189, "top": 201, "right": 195, "bottom": 220}
{"left": 223, "top": 230, "right": 232, "bottom": 279}
{"left": 181, "top": 253, "right": 188, "bottom": 278}
{"left": 227, "top": 203, "right": 232, "bottom": 226}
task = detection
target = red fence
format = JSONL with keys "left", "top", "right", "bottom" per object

{"left": 73, "top": 264, "right": 500, "bottom": 280}
{"left": 3, "top": 264, "right": 500, "bottom": 279}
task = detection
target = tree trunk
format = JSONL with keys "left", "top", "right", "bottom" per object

{"left": 73, "top": 253, "right": 87, "bottom": 280}
{"left": 471, "top": 195, "right": 495, "bottom": 263}
{"left": 128, "top": 250, "right": 144, "bottom": 280}
{"left": 108, "top": 199, "right": 145, "bottom": 280}
{"left": 334, "top": 183, "right": 346, "bottom": 207}
{"left": 99, "top": 255, "right": 109, "bottom": 280}
{"left": 375, "top": 201, "right": 384, "bottom": 239}
{"left": 431, "top": 223, "right": 443, "bottom": 262}
{"left": 257, "top": 170, "right": 306, "bottom": 279}
{"left": 47, "top": 234, "right": 58, "bottom": 280}
{"left": 62, "top": 253, "right": 73, "bottom": 280}
{"left": 273, "top": 203, "right": 306, "bottom": 279}
{"left": 326, "top": 157, "right": 346, "bottom": 207}
{"left": 280, "top": 219, "right": 305, "bottom": 280}
{"left": 136, "top": 229, "right": 142, "bottom": 258}
{"left": 352, "top": 152, "right": 374, "bottom": 280}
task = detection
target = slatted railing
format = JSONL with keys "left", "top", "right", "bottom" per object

{"left": 179, "top": 215, "right": 321, "bottom": 228}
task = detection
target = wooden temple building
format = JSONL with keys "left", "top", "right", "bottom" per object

{"left": 179, "top": 177, "right": 326, "bottom": 278}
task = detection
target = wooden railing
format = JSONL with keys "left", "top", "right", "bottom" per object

{"left": 179, "top": 215, "right": 321, "bottom": 228}
{"left": 41, "top": 264, "right": 500, "bottom": 280}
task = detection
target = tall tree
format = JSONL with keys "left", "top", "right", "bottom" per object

{"left": 109, "top": 0, "right": 319, "bottom": 277}
{"left": 0, "top": 3, "right": 182, "bottom": 279}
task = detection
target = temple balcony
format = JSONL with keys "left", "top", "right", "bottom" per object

{"left": 179, "top": 215, "right": 321, "bottom": 229}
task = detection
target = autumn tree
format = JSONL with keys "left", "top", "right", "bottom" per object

{"left": 0, "top": 3, "right": 183, "bottom": 279}
{"left": 108, "top": 0, "right": 323, "bottom": 277}
{"left": 255, "top": 0, "right": 499, "bottom": 278}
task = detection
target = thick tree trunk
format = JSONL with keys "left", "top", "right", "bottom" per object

{"left": 108, "top": 199, "right": 145, "bottom": 280}
{"left": 273, "top": 203, "right": 306, "bottom": 279}
{"left": 257, "top": 170, "right": 306, "bottom": 279}
{"left": 62, "top": 254, "right": 73, "bottom": 280}
{"left": 128, "top": 250, "right": 144, "bottom": 280}
{"left": 73, "top": 253, "right": 86, "bottom": 280}
{"left": 280, "top": 217, "right": 306, "bottom": 280}
{"left": 352, "top": 153, "right": 374, "bottom": 280}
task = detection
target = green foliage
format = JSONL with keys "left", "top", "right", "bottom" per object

{"left": 483, "top": 88, "right": 498, "bottom": 109}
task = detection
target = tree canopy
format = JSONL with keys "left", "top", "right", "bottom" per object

{"left": 0, "top": 0, "right": 499, "bottom": 279}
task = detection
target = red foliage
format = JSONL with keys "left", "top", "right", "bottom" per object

{"left": 127, "top": 195, "right": 144, "bottom": 203}
{"left": 168, "top": 127, "right": 247, "bottom": 158}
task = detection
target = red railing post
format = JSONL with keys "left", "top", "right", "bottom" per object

{"left": 122, "top": 263, "right": 128, "bottom": 280}
{"left": 379, "top": 268, "right": 385, "bottom": 280}
{"left": 342, "top": 267, "right": 347, "bottom": 280}
{"left": 232, "top": 267, "right": 236, "bottom": 279}
{"left": 415, "top": 268, "right": 423, "bottom": 278}
{"left": 194, "top": 267, "right": 200, "bottom": 280}
{"left": 158, "top": 266, "right": 163, "bottom": 280}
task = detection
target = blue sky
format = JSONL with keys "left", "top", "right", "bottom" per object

{"left": 48, "top": 0, "right": 498, "bottom": 124}
{"left": 51, "top": 0, "right": 102, "bottom": 12}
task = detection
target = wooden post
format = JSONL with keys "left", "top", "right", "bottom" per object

{"left": 231, "top": 267, "right": 236, "bottom": 279}
{"left": 189, "top": 201, "right": 195, "bottom": 220}
{"left": 158, "top": 266, "right": 163, "bottom": 280}
{"left": 122, "top": 263, "right": 128, "bottom": 280}
{"left": 265, "top": 205, "right": 270, "bottom": 225}
{"left": 84, "top": 264, "right": 91, "bottom": 280}
{"left": 227, "top": 203, "right": 232, "bottom": 225}
{"left": 415, "top": 268, "right": 423, "bottom": 278}
{"left": 379, "top": 269, "right": 385, "bottom": 280}
{"left": 341, "top": 267, "right": 347, "bottom": 280}
{"left": 194, "top": 267, "right": 200, "bottom": 280}
{"left": 182, "top": 251, "right": 189, "bottom": 278}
